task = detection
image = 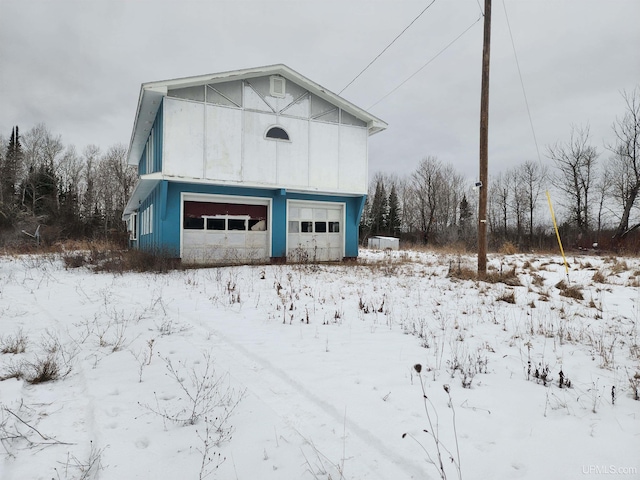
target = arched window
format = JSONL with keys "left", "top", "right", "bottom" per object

{"left": 265, "top": 126, "right": 290, "bottom": 141}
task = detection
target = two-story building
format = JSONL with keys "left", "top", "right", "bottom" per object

{"left": 122, "top": 64, "right": 387, "bottom": 264}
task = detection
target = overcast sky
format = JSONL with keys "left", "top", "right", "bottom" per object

{"left": 1, "top": 0, "right": 638, "bottom": 183}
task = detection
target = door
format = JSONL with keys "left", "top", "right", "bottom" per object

{"left": 182, "top": 200, "right": 269, "bottom": 263}
{"left": 287, "top": 201, "right": 344, "bottom": 262}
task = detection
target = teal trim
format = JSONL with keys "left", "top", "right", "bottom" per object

{"left": 160, "top": 180, "right": 168, "bottom": 221}
{"left": 138, "top": 146, "right": 146, "bottom": 175}
{"left": 272, "top": 194, "right": 287, "bottom": 257}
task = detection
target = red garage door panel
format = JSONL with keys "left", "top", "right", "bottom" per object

{"left": 184, "top": 202, "right": 267, "bottom": 220}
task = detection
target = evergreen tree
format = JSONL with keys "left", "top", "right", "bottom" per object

{"left": 387, "top": 184, "right": 401, "bottom": 237}
{"left": 459, "top": 194, "right": 472, "bottom": 226}
{"left": 370, "top": 180, "right": 387, "bottom": 236}
{"left": 22, "top": 163, "right": 58, "bottom": 216}
{"left": 1, "top": 126, "right": 21, "bottom": 208}
{"left": 359, "top": 196, "right": 372, "bottom": 241}
{"left": 458, "top": 194, "right": 474, "bottom": 245}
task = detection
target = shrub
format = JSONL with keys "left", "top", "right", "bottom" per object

{"left": 0, "top": 329, "right": 28, "bottom": 354}
{"left": 24, "top": 354, "right": 67, "bottom": 384}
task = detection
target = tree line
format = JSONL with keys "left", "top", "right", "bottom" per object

{"left": 2, "top": 87, "right": 637, "bottom": 252}
{"left": 361, "top": 87, "right": 640, "bottom": 252}
{"left": 0, "top": 123, "right": 137, "bottom": 246}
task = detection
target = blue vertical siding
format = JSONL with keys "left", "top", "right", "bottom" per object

{"left": 137, "top": 183, "right": 164, "bottom": 253}
{"left": 137, "top": 101, "right": 163, "bottom": 175}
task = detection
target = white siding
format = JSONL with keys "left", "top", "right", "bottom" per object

{"left": 338, "top": 125, "right": 367, "bottom": 192}
{"left": 164, "top": 98, "right": 204, "bottom": 178}
{"left": 161, "top": 82, "right": 369, "bottom": 194}
{"left": 243, "top": 111, "right": 277, "bottom": 184}
{"left": 204, "top": 104, "right": 242, "bottom": 181}
{"left": 277, "top": 116, "right": 309, "bottom": 187}
{"left": 309, "top": 121, "right": 339, "bottom": 190}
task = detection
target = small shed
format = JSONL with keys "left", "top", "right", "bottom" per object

{"left": 368, "top": 236, "right": 399, "bottom": 251}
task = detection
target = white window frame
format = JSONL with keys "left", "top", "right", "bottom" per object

{"left": 149, "top": 204, "right": 154, "bottom": 235}
{"left": 146, "top": 127, "right": 154, "bottom": 174}
{"left": 129, "top": 213, "right": 138, "bottom": 240}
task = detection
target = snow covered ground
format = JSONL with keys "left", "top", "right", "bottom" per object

{"left": 0, "top": 249, "right": 638, "bottom": 480}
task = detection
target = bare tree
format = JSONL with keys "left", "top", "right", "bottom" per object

{"left": 508, "top": 168, "right": 526, "bottom": 246}
{"left": 407, "top": 157, "right": 464, "bottom": 244}
{"left": 547, "top": 125, "right": 599, "bottom": 238}
{"left": 593, "top": 165, "right": 613, "bottom": 236}
{"left": 81, "top": 144, "right": 101, "bottom": 225}
{"left": 410, "top": 156, "right": 443, "bottom": 244}
{"left": 608, "top": 87, "right": 640, "bottom": 240}
{"left": 20, "top": 124, "right": 63, "bottom": 216}
{"left": 489, "top": 171, "right": 509, "bottom": 240}
{"left": 517, "top": 160, "right": 548, "bottom": 247}
{"left": 96, "top": 144, "right": 136, "bottom": 234}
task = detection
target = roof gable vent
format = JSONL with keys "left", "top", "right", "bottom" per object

{"left": 270, "top": 76, "right": 286, "bottom": 98}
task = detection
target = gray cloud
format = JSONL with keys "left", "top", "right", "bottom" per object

{"left": 1, "top": 0, "right": 638, "bottom": 181}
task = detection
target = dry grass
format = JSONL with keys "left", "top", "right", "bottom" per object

{"left": 530, "top": 273, "right": 545, "bottom": 287}
{"left": 611, "top": 259, "right": 630, "bottom": 274}
{"left": 407, "top": 242, "right": 469, "bottom": 255}
{"left": 448, "top": 265, "right": 477, "bottom": 281}
{"left": 499, "top": 242, "right": 518, "bottom": 255}
{"left": 591, "top": 270, "right": 607, "bottom": 283}
{"left": 62, "top": 247, "right": 182, "bottom": 273}
{"left": 555, "top": 280, "right": 584, "bottom": 300}
{"left": 0, "top": 329, "right": 28, "bottom": 354}
{"left": 496, "top": 291, "right": 516, "bottom": 304}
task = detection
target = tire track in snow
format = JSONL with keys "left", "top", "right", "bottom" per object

{"left": 178, "top": 309, "right": 427, "bottom": 480}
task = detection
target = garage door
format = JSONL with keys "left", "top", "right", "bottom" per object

{"left": 182, "top": 200, "right": 269, "bottom": 263}
{"left": 287, "top": 201, "right": 344, "bottom": 262}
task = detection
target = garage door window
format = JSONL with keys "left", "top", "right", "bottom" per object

{"left": 228, "top": 219, "right": 246, "bottom": 230}
{"left": 184, "top": 202, "right": 268, "bottom": 231}
{"left": 206, "top": 218, "right": 225, "bottom": 230}
{"left": 329, "top": 221, "right": 340, "bottom": 233}
{"left": 314, "top": 222, "right": 327, "bottom": 233}
{"left": 185, "top": 217, "right": 205, "bottom": 229}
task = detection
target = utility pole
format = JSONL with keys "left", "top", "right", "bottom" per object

{"left": 478, "top": 0, "right": 491, "bottom": 278}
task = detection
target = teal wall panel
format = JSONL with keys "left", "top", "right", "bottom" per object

{"left": 135, "top": 182, "right": 366, "bottom": 260}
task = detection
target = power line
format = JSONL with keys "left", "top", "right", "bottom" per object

{"left": 501, "top": 0, "right": 542, "bottom": 165}
{"left": 367, "top": 14, "right": 482, "bottom": 110}
{"left": 339, "top": 0, "right": 437, "bottom": 95}
{"left": 501, "top": 0, "right": 569, "bottom": 281}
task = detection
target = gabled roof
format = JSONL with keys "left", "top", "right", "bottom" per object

{"left": 126, "top": 64, "right": 388, "bottom": 166}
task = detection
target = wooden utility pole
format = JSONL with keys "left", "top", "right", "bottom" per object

{"left": 478, "top": 0, "right": 491, "bottom": 278}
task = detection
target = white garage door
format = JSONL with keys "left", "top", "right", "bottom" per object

{"left": 182, "top": 199, "right": 269, "bottom": 264}
{"left": 287, "top": 201, "right": 344, "bottom": 262}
